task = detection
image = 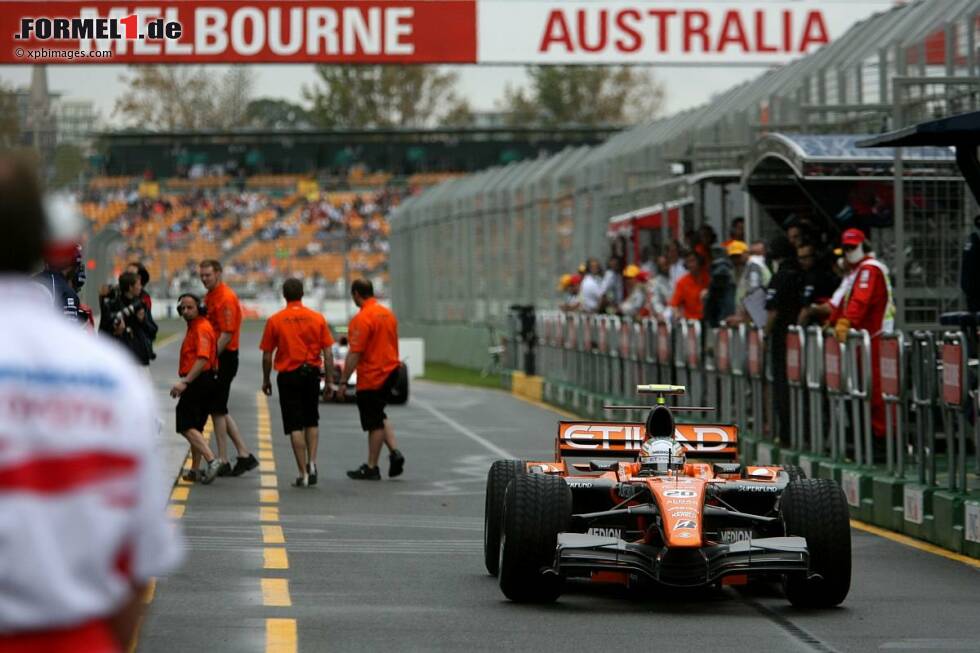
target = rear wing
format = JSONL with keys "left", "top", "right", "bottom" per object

{"left": 555, "top": 421, "right": 739, "bottom": 461}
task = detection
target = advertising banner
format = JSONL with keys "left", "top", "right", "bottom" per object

{"left": 1, "top": 0, "right": 893, "bottom": 64}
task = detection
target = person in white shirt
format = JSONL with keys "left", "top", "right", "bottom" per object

{"left": 577, "top": 258, "right": 605, "bottom": 313}
{"left": 0, "top": 154, "right": 183, "bottom": 653}
{"left": 666, "top": 240, "right": 687, "bottom": 294}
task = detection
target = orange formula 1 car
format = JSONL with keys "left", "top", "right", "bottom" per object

{"left": 483, "top": 385, "right": 851, "bottom": 607}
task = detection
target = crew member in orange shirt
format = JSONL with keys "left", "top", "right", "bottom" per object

{"left": 669, "top": 251, "right": 710, "bottom": 321}
{"left": 170, "top": 293, "right": 221, "bottom": 485}
{"left": 260, "top": 279, "right": 335, "bottom": 487}
{"left": 200, "top": 259, "right": 258, "bottom": 477}
{"left": 339, "top": 279, "right": 405, "bottom": 480}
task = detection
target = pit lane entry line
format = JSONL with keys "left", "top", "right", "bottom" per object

{"left": 850, "top": 520, "right": 980, "bottom": 570}
{"left": 414, "top": 399, "right": 516, "bottom": 460}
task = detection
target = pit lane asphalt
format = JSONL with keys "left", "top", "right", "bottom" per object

{"left": 139, "top": 323, "right": 980, "bottom": 653}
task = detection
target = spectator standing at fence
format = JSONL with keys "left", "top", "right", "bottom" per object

{"left": 834, "top": 228, "right": 895, "bottom": 441}
{"left": 340, "top": 279, "right": 406, "bottom": 480}
{"left": 765, "top": 235, "right": 802, "bottom": 441}
{"left": 200, "top": 260, "right": 258, "bottom": 477}
{"left": 602, "top": 255, "right": 625, "bottom": 307}
{"left": 666, "top": 240, "right": 686, "bottom": 293}
{"left": 558, "top": 274, "right": 581, "bottom": 311}
{"left": 578, "top": 258, "right": 605, "bottom": 313}
{"left": 722, "top": 217, "right": 746, "bottom": 248}
{"left": 704, "top": 244, "right": 735, "bottom": 326}
{"left": 649, "top": 256, "right": 673, "bottom": 318}
{"left": 260, "top": 279, "right": 334, "bottom": 487}
{"left": 962, "top": 214, "right": 980, "bottom": 312}
{"left": 724, "top": 240, "right": 768, "bottom": 326}
{"left": 670, "top": 251, "right": 710, "bottom": 321}
{"left": 797, "top": 242, "right": 842, "bottom": 327}
{"left": 0, "top": 155, "right": 184, "bottom": 653}
{"left": 619, "top": 265, "right": 650, "bottom": 319}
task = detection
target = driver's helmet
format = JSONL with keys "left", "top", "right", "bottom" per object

{"left": 638, "top": 438, "right": 685, "bottom": 475}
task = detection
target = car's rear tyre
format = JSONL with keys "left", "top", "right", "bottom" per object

{"left": 782, "top": 465, "right": 807, "bottom": 483}
{"left": 483, "top": 460, "right": 526, "bottom": 575}
{"left": 498, "top": 474, "right": 571, "bottom": 603}
{"left": 388, "top": 363, "right": 410, "bottom": 405}
{"left": 781, "top": 479, "right": 851, "bottom": 608}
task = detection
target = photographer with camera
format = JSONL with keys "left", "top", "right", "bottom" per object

{"left": 99, "top": 272, "right": 157, "bottom": 367}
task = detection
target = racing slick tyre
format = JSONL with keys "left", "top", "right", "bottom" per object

{"left": 498, "top": 474, "right": 572, "bottom": 603}
{"left": 388, "top": 363, "right": 410, "bottom": 405}
{"left": 484, "top": 460, "right": 526, "bottom": 576}
{"left": 781, "top": 479, "right": 851, "bottom": 608}
{"left": 782, "top": 465, "right": 807, "bottom": 483}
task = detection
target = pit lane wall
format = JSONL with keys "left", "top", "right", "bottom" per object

{"left": 503, "top": 312, "right": 980, "bottom": 559}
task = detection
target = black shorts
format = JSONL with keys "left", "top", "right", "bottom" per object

{"left": 277, "top": 366, "right": 320, "bottom": 434}
{"left": 176, "top": 373, "right": 215, "bottom": 434}
{"left": 211, "top": 349, "right": 239, "bottom": 416}
{"left": 355, "top": 367, "right": 399, "bottom": 432}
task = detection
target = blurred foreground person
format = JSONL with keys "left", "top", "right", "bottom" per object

{"left": 0, "top": 154, "right": 183, "bottom": 651}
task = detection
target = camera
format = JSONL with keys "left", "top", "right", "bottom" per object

{"left": 101, "top": 286, "right": 146, "bottom": 331}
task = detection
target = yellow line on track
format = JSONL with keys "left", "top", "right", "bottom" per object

{"left": 167, "top": 504, "right": 185, "bottom": 519}
{"left": 260, "top": 489, "right": 280, "bottom": 504}
{"left": 261, "top": 578, "right": 292, "bottom": 607}
{"left": 850, "top": 520, "right": 980, "bottom": 569}
{"left": 508, "top": 391, "right": 580, "bottom": 419}
{"left": 263, "top": 460, "right": 277, "bottom": 473}
{"left": 262, "top": 525, "right": 286, "bottom": 544}
{"left": 264, "top": 547, "right": 289, "bottom": 570}
{"left": 266, "top": 618, "right": 297, "bottom": 653}
{"left": 261, "top": 474, "right": 278, "bottom": 488}
{"left": 144, "top": 579, "right": 156, "bottom": 604}
{"left": 170, "top": 487, "right": 189, "bottom": 502}
{"left": 259, "top": 449, "right": 275, "bottom": 460}
{"left": 260, "top": 506, "right": 280, "bottom": 522}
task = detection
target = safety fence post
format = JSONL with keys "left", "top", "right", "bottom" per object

{"left": 629, "top": 320, "right": 645, "bottom": 398}
{"left": 732, "top": 325, "right": 748, "bottom": 431}
{"left": 716, "top": 326, "right": 732, "bottom": 423}
{"left": 804, "top": 326, "right": 825, "bottom": 461}
{"left": 845, "top": 329, "right": 874, "bottom": 467}
{"left": 910, "top": 331, "right": 938, "bottom": 487}
{"left": 618, "top": 318, "right": 633, "bottom": 400}
{"left": 641, "top": 318, "right": 657, "bottom": 385}
{"left": 674, "top": 319, "right": 689, "bottom": 403}
{"left": 656, "top": 319, "right": 673, "bottom": 387}
{"left": 597, "top": 316, "right": 610, "bottom": 397}
{"left": 786, "top": 326, "right": 807, "bottom": 454}
{"left": 704, "top": 326, "right": 718, "bottom": 416}
{"left": 880, "top": 333, "right": 906, "bottom": 476}
{"left": 941, "top": 332, "right": 969, "bottom": 493}
{"left": 823, "top": 329, "right": 845, "bottom": 463}
{"left": 685, "top": 319, "right": 703, "bottom": 408}
{"left": 746, "top": 327, "right": 765, "bottom": 440}
{"left": 564, "top": 313, "right": 579, "bottom": 390}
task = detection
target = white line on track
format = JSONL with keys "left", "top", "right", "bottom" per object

{"left": 414, "top": 399, "right": 515, "bottom": 460}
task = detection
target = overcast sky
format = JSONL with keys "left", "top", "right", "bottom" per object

{"left": 0, "top": 2, "right": 898, "bottom": 126}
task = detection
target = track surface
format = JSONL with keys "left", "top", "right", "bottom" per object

{"left": 140, "top": 324, "right": 980, "bottom": 653}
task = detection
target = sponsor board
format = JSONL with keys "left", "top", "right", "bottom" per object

{"left": 965, "top": 503, "right": 980, "bottom": 544}
{"left": 904, "top": 486, "right": 924, "bottom": 525}
{"left": 841, "top": 470, "right": 861, "bottom": 508}
{"left": 0, "top": 0, "right": 891, "bottom": 63}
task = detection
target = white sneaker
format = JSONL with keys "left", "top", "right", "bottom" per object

{"left": 201, "top": 459, "right": 221, "bottom": 485}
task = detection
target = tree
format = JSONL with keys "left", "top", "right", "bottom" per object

{"left": 500, "top": 66, "right": 666, "bottom": 127}
{"left": 244, "top": 98, "right": 312, "bottom": 130}
{"left": 114, "top": 65, "right": 256, "bottom": 130}
{"left": 304, "top": 66, "right": 463, "bottom": 129}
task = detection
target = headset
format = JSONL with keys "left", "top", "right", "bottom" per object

{"left": 177, "top": 293, "right": 207, "bottom": 317}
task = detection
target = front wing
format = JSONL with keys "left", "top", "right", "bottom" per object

{"left": 555, "top": 534, "right": 809, "bottom": 587}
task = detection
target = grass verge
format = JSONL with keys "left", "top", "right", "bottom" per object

{"left": 420, "top": 362, "right": 503, "bottom": 390}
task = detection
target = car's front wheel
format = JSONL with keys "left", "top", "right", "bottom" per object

{"left": 498, "top": 474, "right": 571, "bottom": 603}
{"left": 781, "top": 479, "right": 851, "bottom": 608}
